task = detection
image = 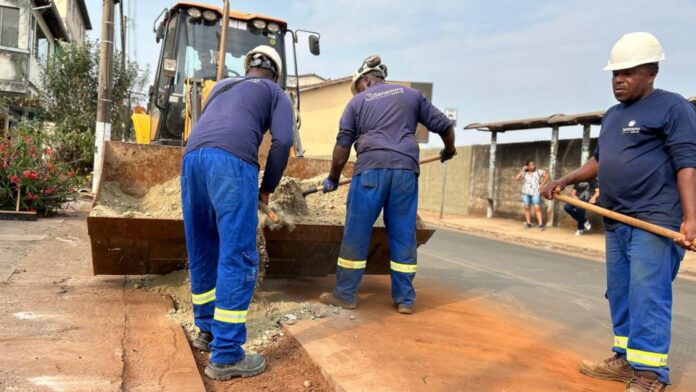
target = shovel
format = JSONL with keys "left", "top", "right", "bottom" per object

{"left": 301, "top": 155, "right": 443, "bottom": 197}
{"left": 554, "top": 194, "right": 683, "bottom": 240}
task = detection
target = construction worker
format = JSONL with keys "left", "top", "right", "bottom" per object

{"left": 181, "top": 45, "right": 293, "bottom": 380}
{"left": 318, "top": 55, "right": 456, "bottom": 314}
{"left": 542, "top": 32, "right": 696, "bottom": 392}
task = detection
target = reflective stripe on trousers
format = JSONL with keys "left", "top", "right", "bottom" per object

{"left": 182, "top": 148, "right": 259, "bottom": 365}
{"left": 333, "top": 169, "right": 418, "bottom": 306}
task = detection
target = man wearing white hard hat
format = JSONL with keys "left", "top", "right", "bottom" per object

{"left": 543, "top": 32, "right": 696, "bottom": 391}
{"left": 182, "top": 45, "right": 293, "bottom": 380}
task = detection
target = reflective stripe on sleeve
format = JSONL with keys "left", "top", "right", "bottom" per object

{"left": 613, "top": 335, "right": 628, "bottom": 350}
{"left": 337, "top": 258, "right": 367, "bottom": 269}
{"left": 214, "top": 308, "right": 247, "bottom": 324}
{"left": 627, "top": 348, "right": 668, "bottom": 367}
{"left": 390, "top": 261, "right": 417, "bottom": 274}
{"left": 192, "top": 288, "right": 216, "bottom": 305}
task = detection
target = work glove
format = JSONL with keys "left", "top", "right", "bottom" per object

{"left": 439, "top": 148, "right": 457, "bottom": 163}
{"left": 322, "top": 177, "right": 339, "bottom": 193}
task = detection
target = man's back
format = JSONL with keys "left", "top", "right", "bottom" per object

{"left": 185, "top": 77, "right": 293, "bottom": 169}
{"left": 338, "top": 83, "right": 452, "bottom": 175}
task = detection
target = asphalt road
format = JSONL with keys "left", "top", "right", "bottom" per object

{"left": 417, "top": 228, "right": 696, "bottom": 390}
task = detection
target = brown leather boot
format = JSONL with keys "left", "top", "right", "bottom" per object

{"left": 579, "top": 353, "right": 634, "bottom": 382}
{"left": 626, "top": 371, "right": 667, "bottom": 392}
{"left": 318, "top": 292, "right": 356, "bottom": 310}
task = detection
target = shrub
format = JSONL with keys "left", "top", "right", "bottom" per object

{"left": 0, "top": 122, "right": 80, "bottom": 214}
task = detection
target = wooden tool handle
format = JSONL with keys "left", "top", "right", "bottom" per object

{"left": 554, "top": 194, "right": 682, "bottom": 240}
{"left": 258, "top": 202, "right": 280, "bottom": 224}
{"left": 302, "top": 155, "right": 443, "bottom": 197}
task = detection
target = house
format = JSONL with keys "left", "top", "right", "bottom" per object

{"left": 0, "top": 0, "right": 89, "bottom": 134}
{"left": 297, "top": 75, "right": 435, "bottom": 157}
{"left": 54, "top": 0, "right": 91, "bottom": 44}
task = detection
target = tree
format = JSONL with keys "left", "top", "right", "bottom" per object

{"left": 9, "top": 40, "right": 148, "bottom": 173}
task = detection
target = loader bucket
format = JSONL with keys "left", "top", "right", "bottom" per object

{"left": 88, "top": 141, "right": 436, "bottom": 275}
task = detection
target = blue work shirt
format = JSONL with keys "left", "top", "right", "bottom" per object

{"left": 185, "top": 77, "right": 294, "bottom": 193}
{"left": 595, "top": 89, "right": 696, "bottom": 230}
{"left": 336, "top": 83, "right": 453, "bottom": 175}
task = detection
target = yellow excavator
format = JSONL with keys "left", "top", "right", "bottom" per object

{"left": 89, "top": 1, "right": 435, "bottom": 276}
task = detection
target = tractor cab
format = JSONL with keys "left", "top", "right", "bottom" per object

{"left": 144, "top": 2, "right": 319, "bottom": 148}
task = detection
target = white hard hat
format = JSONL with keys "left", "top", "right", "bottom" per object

{"left": 604, "top": 32, "right": 665, "bottom": 71}
{"left": 351, "top": 55, "right": 388, "bottom": 95}
{"left": 245, "top": 45, "right": 283, "bottom": 82}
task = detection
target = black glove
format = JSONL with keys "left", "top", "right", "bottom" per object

{"left": 439, "top": 148, "right": 457, "bottom": 162}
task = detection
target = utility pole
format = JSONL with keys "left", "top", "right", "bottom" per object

{"left": 93, "top": 0, "right": 116, "bottom": 193}
{"left": 119, "top": 0, "right": 126, "bottom": 70}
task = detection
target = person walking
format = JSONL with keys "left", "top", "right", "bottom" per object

{"left": 317, "top": 55, "right": 456, "bottom": 314}
{"left": 542, "top": 32, "right": 696, "bottom": 392}
{"left": 515, "top": 160, "right": 549, "bottom": 230}
{"left": 563, "top": 180, "right": 599, "bottom": 235}
{"left": 181, "top": 46, "right": 294, "bottom": 380}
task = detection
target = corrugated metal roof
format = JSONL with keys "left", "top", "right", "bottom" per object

{"left": 465, "top": 110, "right": 603, "bottom": 132}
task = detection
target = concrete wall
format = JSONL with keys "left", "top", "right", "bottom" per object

{"left": 54, "top": 0, "right": 86, "bottom": 44}
{"left": 418, "top": 146, "right": 473, "bottom": 215}
{"left": 417, "top": 137, "right": 602, "bottom": 229}
{"left": 468, "top": 137, "right": 600, "bottom": 228}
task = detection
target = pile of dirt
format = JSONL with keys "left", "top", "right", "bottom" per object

{"left": 132, "top": 271, "right": 334, "bottom": 351}
{"left": 90, "top": 177, "right": 182, "bottom": 219}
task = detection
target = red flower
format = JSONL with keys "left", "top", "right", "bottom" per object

{"left": 43, "top": 187, "right": 56, "bottom": 195}
{"left": 24, "top": 192, "right": 39, "bottom": 201}
{"left": 44, "top": 146, "right": 54, "bottom": 155}
{"left": 67, "top": 170, "right": 75, "bottom": 178}
{"left": 22, "top": 170, "right": 39, "bottom": 180}
{"left": 9, "top": 175, "right": 19, "bottom": 185}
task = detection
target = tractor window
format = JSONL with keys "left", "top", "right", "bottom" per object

{"left": 156, "top": 10, "right": 287, "bottom": 143}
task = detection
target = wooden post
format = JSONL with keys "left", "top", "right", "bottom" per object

{"left": 580, "top": 123, "right": 591, "bottom": 165}
{"left": 15, "top": 186, "right": 20, "bottom": 212}
{"left": 548, "top": 126, "right": 560, "bottom": 226}
{"left": 487, "top": 131, "right": 497, "bottom": 218}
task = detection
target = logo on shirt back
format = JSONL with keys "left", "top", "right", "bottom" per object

{"left": 364, "top": 87, "right": 404, "bottom": 102}
{"left": 623, "top": 119, "right": 641, "bottom": 134}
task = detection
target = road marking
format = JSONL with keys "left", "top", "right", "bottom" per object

{"left": 418, "top": 248, "right": 604, "bottom": 304}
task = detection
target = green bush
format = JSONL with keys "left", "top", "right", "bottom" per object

{"left": 0, "top": 122, "right": 80, "bottom": 214}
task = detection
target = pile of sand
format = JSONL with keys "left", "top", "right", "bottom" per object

{"left": 90, "top": 177, "right": 182, "bottom": 219}
{"left": 132, "top": 270, "right": 335, "bottom": 351}
{"left": 90, "top": 174, "right": 352, "bottom": 226}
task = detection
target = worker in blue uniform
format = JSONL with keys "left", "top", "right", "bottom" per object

{"left": 543, "top": 32, "right": 696, "bottom": 392}
{"left": 181, "top": 45, "right": 294, "bottom": 380}
{"left": 318, "top": 55, "right": 457, "bottom": 314}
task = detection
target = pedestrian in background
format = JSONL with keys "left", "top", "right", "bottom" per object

{"left": 515, "top": 160, "right": 549, "bottom": 230}
{"left": 564, "top": 180, "right": 599, "bottom": 235}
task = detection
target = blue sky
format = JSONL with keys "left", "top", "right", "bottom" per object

{"left": 85, "top": 0, "right": 696, "bottom": 146}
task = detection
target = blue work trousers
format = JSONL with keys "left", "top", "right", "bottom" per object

{"left": 181, "top": 148, "right": 259, "bottom": 365}
{"left": 605, "top": 224, "right": 685, "bottom": 384}
{"left": 333, "top": 169, "right": 418, "bottom": 306}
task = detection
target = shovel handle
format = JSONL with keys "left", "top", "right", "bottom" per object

{"left": 554, "top": 194, "right": 682, "bottom": 240}
{"left": 302, "top": 155, "right": 443, "bottom": 197}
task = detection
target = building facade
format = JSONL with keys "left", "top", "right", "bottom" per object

{"left": 0, "top": 0, "right": 89, "bottom": 135}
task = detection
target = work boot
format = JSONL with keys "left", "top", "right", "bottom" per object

{"left": 204, "top": 353, "right": 266, "bottom": 380}
{"left": 192, "top": 331, "right": 212, "bottom": 352}
{"left": 626, "top": 371, "right": 667, "bottom": 392}
{"left": 318, "top": 292, "right": 356, "bottom": 310}
{"left": 579, "top": 353, "right": 634, "bottom": 383}
{"left": 397, "top": 304, "right": 413, "bottom": 315}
